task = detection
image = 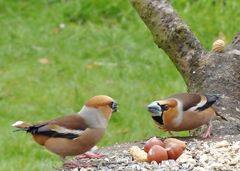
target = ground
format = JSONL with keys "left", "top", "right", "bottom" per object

{"left": 60, "top": 135, "right": 240, "bottom": 171}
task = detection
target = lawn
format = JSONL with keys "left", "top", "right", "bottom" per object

{"left": 0, "top": 0, "right": 239, "bottom": 170}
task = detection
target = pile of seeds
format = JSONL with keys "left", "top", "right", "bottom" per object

{"left": 60, "top": 135, "right": 240, "bottom": 171}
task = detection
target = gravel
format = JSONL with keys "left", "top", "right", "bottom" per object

{"left": 59, "top": 135, "right": 240, "bottom": 171}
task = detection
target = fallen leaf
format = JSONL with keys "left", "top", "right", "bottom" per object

{"left": 38, "top": 58, "right": 50, "bottom": 64}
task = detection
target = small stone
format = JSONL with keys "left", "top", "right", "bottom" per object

{"left": 192, "top": 166, "right": 207, "bottom": 171}
{"left": 140, "top": 168, "right": 149, "bottom": 171}
{"left": 218, "top": 157, "right": 230, "bottom": 164}
{"left": 110, "top": 155, "right": 116, "bottom": 159}
{"left": 229, "top": 157, "right": 239, "bottom": 166}
{"left": 215, "top": 140, "right": 230, "bottom": 148}
{"left": 176, "top": 153, "right": 192, "bottom": 163}
{"left": 162, "top": 159, "right": 177, "bottom": 166}
{"left": 229, "top": 49, "right": 240, "bottom": 55}
{"left": 133, "top": 164, "right": 141, "bottom": 170}
{"left": 203, "top": 142, "right": 209, "bottom": 149}
{"left": 116, "top": 167, "right": 123, "bottom": 171}
{"left": 71, "top": 168, "right": 79, "bottom": 171}
{"left": 210, "top": 162, "right": 223, "bottom": 170}
{"left": 188, "top": 158, "right": 197, "bottom": 165}
{"left": 219, "top": 147, "right": 231, "bottom": 152}
{"left": 121, "top": 158, "right": 129, "bottom": 165}
{"left": 90, "top": 146, "right": 98, "bottom": 151}
{"left": 171, "top": 167, "right": 180, "bottom": 171}
{"left": 178, "top": 169, "right": 188, "bottom": 171}
{"left": 199, "top": 154, "right": 208, "bottom": 163}
{"left": 125, "top": 166, "right": 134, "bottom": 171}
{"left": 232, "top": 142, "right": 240, "bottom": 152}
{"left": 104, "top": 158, "right": 110, "bottom": 162}
{"left": 161, "top": 160, "right": 170, "bottom": 165}
{"left": 79, "top": 168, "right": 93, "bottom": 171}
{"left": 221, "top": 107, "right": 226, "bottom": 110}
{"left": 98, "top": 160, "right": 105, "bottom": 167}
{"left": 150, "top": 161, "right": 159, "bottom": 168}
{"left": 182, "top": 163, "right": 190, "bottom": 169}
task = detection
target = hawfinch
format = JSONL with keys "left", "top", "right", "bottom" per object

{"left": 147, "top": 93, "right": 226, "bottom": 138}
{"left": 12, "top": 95, "right": 118, "bottom": 159}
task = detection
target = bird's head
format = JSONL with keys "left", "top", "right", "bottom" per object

{"left": 147, "top": 99, "right": 177, "bottom": 117}
{"left": 85, "top": 95, "right": 118, "bottom": 121}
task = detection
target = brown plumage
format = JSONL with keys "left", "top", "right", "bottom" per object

{"left": 147, "top": 93, "right": 226, "bottom": 138}
{"left": 12, "top": 95, "right": 118, "bottom": 158}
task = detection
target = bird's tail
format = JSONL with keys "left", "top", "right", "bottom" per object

{"left": 216, "top": 111, "right": 228, "bottom": 121}
{"left": 205, "top": 94, "right": 219, "bottom": 105}
{"left": 12, "top": 121, "right": 32, "bottom": 131}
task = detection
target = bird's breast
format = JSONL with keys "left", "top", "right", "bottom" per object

{"left": 44, "top": 128, "right": 106, "bottom": 157}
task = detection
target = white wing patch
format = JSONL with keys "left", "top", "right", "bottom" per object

{"left": 188, "top": 95, "right": 207, "bottom": 112}
{"left": 172, "top": 99, "right": 183, "bottom": 127}
{"left": 51, "top": 125, "right": 83, "bottom": 135}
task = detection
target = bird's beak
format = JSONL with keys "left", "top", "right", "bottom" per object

{"left": 111, "top": 101, "right": 118, "bottom": 113}
{"left": 147, "top": 101, "right": 161, "bottom": 115}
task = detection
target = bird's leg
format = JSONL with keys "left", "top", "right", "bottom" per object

{"left": 188, "top": 130, "right": 192, "bottom": 136}
{"left": 59, "top": 156, "right": 65, "bottom": 161}
{"left": 64, "top": 156, "right": 94, "bottom": 168}
{"left": 168, "top": 131, "right": 173, "bottom": 136}
{"left": 63, "top": 160, "right": 82, "bottom": 169}
{"left": 63, "top": 153, "right": 105, "bottom": 169}
{"left": 61, "top": 156, "right": 89, "bottom": 168}
{"left": 75, "top": 152, "right": 105, "bottom": 160}
{"left": 201, "top": 122, "right": 212, "bottom": 139}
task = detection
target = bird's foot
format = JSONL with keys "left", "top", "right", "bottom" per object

{"left": 75, "top": 153, "right": 105, "bottom": 160}
{"left": 201, "top": 126, "right": 212, "bottom": 139}
{"left": 64, "top": 160, "right": 91, "bottom": 169}
{"left": 201, "top": 132, "right": 211, "bottom": 139}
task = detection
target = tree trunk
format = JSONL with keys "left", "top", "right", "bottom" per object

{"left": 131, "top": 0, "right": 240, "bottom": 135}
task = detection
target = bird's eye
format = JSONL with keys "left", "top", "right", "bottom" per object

{"left": 109, "top": 102, "right": 114, "bottom": 108}
{"left": 164, "top": 105, "right": 169, "bottom": 110}
{"left": 161, "top": 104, "right": 169, "bottom": 111}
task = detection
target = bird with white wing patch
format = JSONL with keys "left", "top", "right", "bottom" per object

{"left": 147, "top": 93, "right": 227, "bottom": 138}
{"left": 12, "top": 95, "right": 118, "bottom": 160}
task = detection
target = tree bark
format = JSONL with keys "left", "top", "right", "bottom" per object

{"left": 131, "top": 0, "right": 240, "bottom": 135}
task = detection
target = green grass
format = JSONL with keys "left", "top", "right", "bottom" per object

{"left": 0, "top": 0, "right": 239, "bottom": 170}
